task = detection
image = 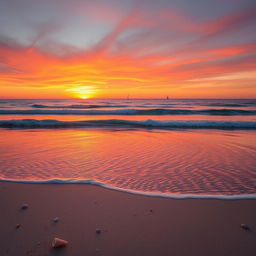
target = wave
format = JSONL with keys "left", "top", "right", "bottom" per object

{"left": 1, "top": 178, "right": 256, "bottom": 200}
{"left": 0, "top": 108, "right": 256, "bottom": 115}
{"left": 203, "top": 103, "right": 252, "bottom": 107}
{"left": 196, "top": 101, "right": 256, "bottom": 107}
{"left": 31, "top": 104, "right": 129, "bottom": 109}
{"left": 31, "top": 104, "right": 183, "bottom": 109}
{"left": 0, "top": 119, "right": 256, "bottom": 130}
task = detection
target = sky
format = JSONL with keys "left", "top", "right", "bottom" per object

{"left": 0, "top": 0, "right": 255, "bottom": 99}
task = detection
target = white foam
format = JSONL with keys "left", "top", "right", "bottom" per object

{"left": 1, "top": 178, "right": 256, "bottom": 200}
{"left": 0, "top": 119, "right": 256, "bottom": 130}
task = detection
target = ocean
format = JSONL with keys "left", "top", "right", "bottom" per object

{"left": 0, "top": 98, "right": 256, "bottom": 198}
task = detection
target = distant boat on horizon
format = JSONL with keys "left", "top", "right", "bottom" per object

{"left": 166, "top": 96, "right": 169, "bottom": 100}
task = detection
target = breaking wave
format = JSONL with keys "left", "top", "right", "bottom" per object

{"left": 0, "top": 119, "right": 255, "bottom": 130}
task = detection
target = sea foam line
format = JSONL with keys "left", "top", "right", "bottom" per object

{"left": 0, "top": 119, "right": 256, "bottom": 130}
{"left": 1, "top": 178, "right": 256, "bottom": 200}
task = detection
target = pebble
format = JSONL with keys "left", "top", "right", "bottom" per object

{"left": 21, "top": 203, "right": 28, "bottom": 210}
{"left": 96, "top": 229, "right": 101, "bottom": 234}
{"left": 241, "top": 224, "right": 251, "bottom": 231}
{"left": 16, "top": 224, "right": 21, "bottom": 229}
{"left": 53, "top": 217, "right": 59, "bottom": 223}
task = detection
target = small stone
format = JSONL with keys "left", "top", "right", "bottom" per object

{"left": 149, "top": 209, "right": 153, "bottom": 213}
{"left": 52, "top": 237, "right": 68, "bottom": 248}
{"left": 53, "top": 217, "right": 59, "bottom": 223}
{"left": 96, "top": 229, "right": 101, "bottom": 234}
{"left": 241, "top": 224, "right": 251, "bottom": 231}
{"left": 21, "top": 203, "right": 28, "bottom": 210}
{"left": 16, "top": 224, "right": 21, "bottom": 229}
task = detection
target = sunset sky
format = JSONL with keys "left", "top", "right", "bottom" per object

{"left": 0, "top": 0, "right": 255, "bottom": 99}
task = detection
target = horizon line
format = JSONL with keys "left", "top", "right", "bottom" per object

{"left": 0, "top": 97, "right": 256, "bottom": 100}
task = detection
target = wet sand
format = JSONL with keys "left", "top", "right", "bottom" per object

{"left": 0, "top": 182, "right": 256, "bottom": 256}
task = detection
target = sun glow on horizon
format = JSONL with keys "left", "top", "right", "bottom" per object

{"left": 66, "top": 86, "right": 98, "bottom": 99}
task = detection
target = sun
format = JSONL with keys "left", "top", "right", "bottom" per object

{"left": 66, "top": 86, "right": 97, "bottom": 99}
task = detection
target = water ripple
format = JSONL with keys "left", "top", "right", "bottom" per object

{"left": 0, "top": 129, "right": 255, "bottom": 196}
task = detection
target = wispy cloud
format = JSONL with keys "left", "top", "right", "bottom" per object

{"left": 0, "top": 0, "right": 255, "bottom": 98}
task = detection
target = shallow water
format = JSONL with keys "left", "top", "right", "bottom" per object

{"left": 0, "top": 128, "right": 255, "bottom": 197}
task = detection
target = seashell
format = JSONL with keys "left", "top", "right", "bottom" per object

{"left": 52, "top": 237, "right": 68, "bottom": 248}
{"left": 53, "top": 217, "right": 59, "bottom": 223}
{"left": 21, "top": 203, "right": 28, "bottom": 210}
{"left": 241, "top": 224, "right": 251, "bottom": 231}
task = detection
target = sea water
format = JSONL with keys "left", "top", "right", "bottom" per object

{"left": 0, "top": 99, "right": 255, "bottom": 198}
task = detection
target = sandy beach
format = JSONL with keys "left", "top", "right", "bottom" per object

{"left": 0, "top": 182, "right": 256, "bottom": 256}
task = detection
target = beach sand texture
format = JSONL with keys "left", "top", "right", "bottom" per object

{"left": 0, "top": 182, "right": 256, "bottom": 256}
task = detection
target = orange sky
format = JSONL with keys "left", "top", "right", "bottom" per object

{"left": 0, "top": 0, "right": 256, "bottom": 99}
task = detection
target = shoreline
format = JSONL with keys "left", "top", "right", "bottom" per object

{"left": 1, "top": 182, "right": 256, "bottom": 256}
{"left": 1, "top": 179, "right": 256, "bottom": 200}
